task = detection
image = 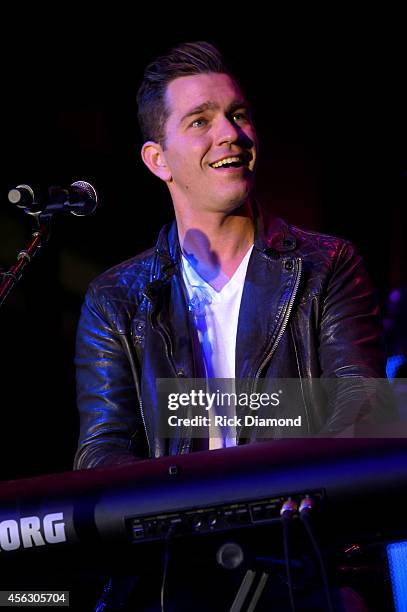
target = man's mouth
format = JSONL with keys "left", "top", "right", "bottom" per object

{"left": 209, "top": 154, "right": 252, "bottom": 169}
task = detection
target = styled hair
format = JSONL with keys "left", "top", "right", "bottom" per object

{"left": 136, "top": 41, "right": 233, "bottom": 147}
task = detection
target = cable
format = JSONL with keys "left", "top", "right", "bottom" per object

{"left": 299, "top": 497, "right": 335, "bottom": 612}
{"left": 160, "top": 524, "right": 175, "bottom": 612}
{"left": 280, "top": 499, "right": 298, "bottom": 612}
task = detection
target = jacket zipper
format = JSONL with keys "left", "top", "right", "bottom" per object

{"left": 156, "top": 320, "right": 193, "bottom": 455}
{"left": 236, "top": 258, "right": 302, "bottom": 444}
{"left": 137, "top": 395, "right": 150, "bottom": 457}
{"left": 155, "top": 319, "right": 179, "bottom": 377}
{"left": 123, "top": 335, "right": 152, "bottom": 458}
{"left": 147, "top": 265, "right": 190, "bottom": 455}
{"left": 291, "top": 324, "right": 311, "bottom": 433}
{"left": 254, "top": 257, "right": 303, "bottom": 380}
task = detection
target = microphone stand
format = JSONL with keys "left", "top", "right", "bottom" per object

{"left": 0, "top": 216, "right": 51, "bottom": 309}
{"left": 1, "top": 180, "right": 98, "bottom": 309}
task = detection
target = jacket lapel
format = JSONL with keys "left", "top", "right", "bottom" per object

{"left": 235, "top": 247, "right": 297, "bottom": 378}
{"left": 235, "top": 205, "right": 299, "bottom": 379}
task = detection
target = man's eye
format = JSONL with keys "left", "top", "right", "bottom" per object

{"left": 190, "top": 118, "right": 207, "bottom": 128}
{"left": 233, "top": 112, "right": 249, "bottom": 123}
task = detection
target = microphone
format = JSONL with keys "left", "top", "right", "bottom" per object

{"left": 44, "top": 181, "right": 99, "bottom": 217}
{"left": 8, "top": 184, "right": 36, "bottom": 209}
{"left": 8, "top": 181, "right": 98, "bottom": 217}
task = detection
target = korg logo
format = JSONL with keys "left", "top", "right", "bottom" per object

{"left": 0, "top": 512, "right": 66, "bottom": 551}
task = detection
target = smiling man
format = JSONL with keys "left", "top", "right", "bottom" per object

{"left": 141, "top": 70, "right": 257, "bottom": 293}
{"left": 74, "top": 42, "right": 389, "bottom": 610}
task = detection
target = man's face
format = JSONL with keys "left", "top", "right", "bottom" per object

{"left": 160, "top": 72, "right": 258, "bottom": 216}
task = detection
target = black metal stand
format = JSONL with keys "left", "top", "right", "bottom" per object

{"left": 0, "top": 220, "right": 51, "bottom": 308}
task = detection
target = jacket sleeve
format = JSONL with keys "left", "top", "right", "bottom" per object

{"left": 73, "top": 285, "right": 145, "bottom": 470}
{"left": 318, "top": 241, "right": 394, "bottom": 433}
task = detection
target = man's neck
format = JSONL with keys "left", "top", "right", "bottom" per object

{"left": 176, "top": 200, "right": 254, "bottom": 291}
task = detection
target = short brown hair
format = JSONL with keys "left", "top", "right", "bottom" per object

{"left": 136, "top": 41, "right": 233, "bottom": 147}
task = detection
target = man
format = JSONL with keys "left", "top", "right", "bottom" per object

{"left": 75, "top": 41, "right": 386, "bottom": 470}
{"left": 74, "top": 42, "right": 387, "bottom": 610}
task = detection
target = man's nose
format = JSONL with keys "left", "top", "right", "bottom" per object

{"left": 215, "top": 115, "right": 240, "bottom": 146}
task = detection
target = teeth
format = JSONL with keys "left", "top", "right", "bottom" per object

{"left": 211, "top": 156, "right": 242, "bottom": 168}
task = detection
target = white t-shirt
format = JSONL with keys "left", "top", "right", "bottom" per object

{"left": 181, "top": 245, "right": 253, "bottom": 448}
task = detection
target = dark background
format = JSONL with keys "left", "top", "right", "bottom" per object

{"left": 1, "top": 14, "right": 406, "bottom": 481}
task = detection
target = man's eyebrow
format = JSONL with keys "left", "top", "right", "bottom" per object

{"left": 228, "top": 100, "right": 250, "bottom": 114}
{"left": 180, "top": 101, "right": 218, "bottom": 124}
{"left": 180, "top": 99, "right": 250, "bottom": 124}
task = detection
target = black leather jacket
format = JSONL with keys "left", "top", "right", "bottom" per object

{"left": 74, "top": 209, "right": 386, "bottom": 469}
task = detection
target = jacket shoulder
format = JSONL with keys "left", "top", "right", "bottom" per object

{"left": 84, "top": 246, "right": 156, "bottom": 321}
{"left": 90, "top": 247, "right": 154, "bottom": 291}
{"left": 289, "top": 225, "right": 354, "bottom": 258}
{"left": 283, "top": 225, "right": 365, "bottom": 304}
{"left": 288, "top": 224, "right": 355, "bottom": 265}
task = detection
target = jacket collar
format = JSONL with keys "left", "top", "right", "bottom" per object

{"left": 155, "top": 220, "right": 181, "bottom": 266}
{"left": 143, "top": 222, "right": 180, "bottom": 301}
{"left": 252, "top": 200, "right": 297, "bottom": 254}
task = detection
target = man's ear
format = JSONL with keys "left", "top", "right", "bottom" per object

{"left": 141, "top": 141, "right": 172, "bottom": 182}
